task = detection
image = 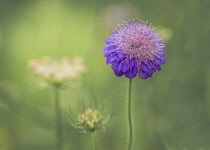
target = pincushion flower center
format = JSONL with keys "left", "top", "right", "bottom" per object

{"left": 119, "top": 36, "right": 157, "bottom": 60}
{"left": 115, "top": 26, "right": 159, "bottom": 60}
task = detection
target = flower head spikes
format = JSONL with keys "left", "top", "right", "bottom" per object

{"left": 69, "top": 96, "right": 111, "bottom": 133}
{"left": 78, "top": 108, "right": 102, "bottom": 132}
{"left": 102, "top": 19, "right": 166, "bottom": 79}
{"left": 28, "top": 56, "right": 86, "bottom": 87}
{"left": 70, "top": 108, "right": 110, "bottom": 133}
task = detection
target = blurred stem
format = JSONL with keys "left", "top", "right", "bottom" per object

{"left": 54, "top": 86, "right": 63, "bottom": 150}
{"left": 127, "top": 79, "right": 133, "bottom": 150}
{"left": 91, "top": 133, "right": 98, "bottom": 150}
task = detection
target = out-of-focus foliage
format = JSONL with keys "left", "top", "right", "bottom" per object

{"left": 0, "top": 0, "right": 210, "bottom": 150}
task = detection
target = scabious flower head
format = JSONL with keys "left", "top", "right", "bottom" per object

{"left": 78, "top": 108, "right": 102, "bottom": 132}
{"left": 102, "top": 19, "right": 166, "bottom": 79}
{"left": 28, "top": 56, "right": 86, "bottom": 87}
{"left": 70, "top": 107, "right": 110, "bottom": 133}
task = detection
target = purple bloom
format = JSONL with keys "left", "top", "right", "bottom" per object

{"left": 102, "top": 19, "right": 166, "bottom": 79}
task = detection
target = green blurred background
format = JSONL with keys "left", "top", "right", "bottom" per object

{"left": 0, "top": 0, "right": 210, "bottom": 150}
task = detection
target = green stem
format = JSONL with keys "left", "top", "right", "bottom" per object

{"left": 54, "top": 87, "right": 63, "bottom": 150}
{"left": 91, "top": 133, "right": 98, "bottom": 150}
{"left": 127, "top": 79, "right": 133, "bottom": 150}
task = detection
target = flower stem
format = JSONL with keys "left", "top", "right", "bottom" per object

{"left": 127, "top": 79, "right": 133, "bottom": 150}
{"left": 54, "top": 87, "right": 63, "bottom": 150}
{"left": 91, "top": 133, "right": 98, "bottom": 150}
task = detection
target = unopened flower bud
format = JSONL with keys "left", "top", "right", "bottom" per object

{"left": 78, "top": 108, "right": 102, "bottom": 132}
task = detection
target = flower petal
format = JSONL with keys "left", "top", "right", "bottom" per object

{"left": 111, "top": 61, "right": 120, "bottom": 70}
{"left": 106, "top": 54, "right": 119, "bottom": 64}
{"left": 138, "top": 69, "right": 148, "bottom": 79}
{"left": 107, "top": 45, "right": 116, "bottom": 50}
{"left": 114, "top": 70, "right": 124, "bottom": 77}
{"left": 141, "top": 63, "right": 149, "bottom": 72}
{"left": 125, "top": 68, "right": 134, "bottom": 79}
{"left": 132, "top": 65, "right": 138, "bottom": 76}
{"left": 103, "top": 49, "right": 117, "bottom": 57}
{"left": 155, "top": 64, "right": 161, "bottom": 71}
{"left": 121, "top": 59, "right": 130, "bottom": 72}
{"left": 125, "top": 65, "right": 138, "bottom": 79}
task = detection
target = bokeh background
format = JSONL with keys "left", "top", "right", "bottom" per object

{"left": 0, "top": 0, "right": 210, "bottom": 150}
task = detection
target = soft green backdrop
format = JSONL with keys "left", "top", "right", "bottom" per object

{"left": 0, "top": 0, "right": 210, "bottom": 150}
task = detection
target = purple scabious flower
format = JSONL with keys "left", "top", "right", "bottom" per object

{"left": 102, "top": 19, "right": 166, "bottom": 79}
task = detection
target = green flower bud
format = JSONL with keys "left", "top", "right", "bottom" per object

{"left": 78, "top": 108, "right": 102, "bottom": 132}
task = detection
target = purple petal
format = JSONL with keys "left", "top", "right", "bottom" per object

{"left": 160, "top": 57, "right": 166, "bottom": 64}
{"left": 121, "top": 60, "right": 130, "bottom": 72}
{"left": 107, "top": 45, "right": 117, "bottom": 50}
{"left": 106, "top": 54, "right": 119, "bottom": 64}
{"left": 130, "top": 58, "right": 135, "bottom": 66}
{"left": 125, "top": 65, "right": 138, "bottom": 79}
{"left": 153, "top": 57, "right": 166, "bottom": 65}
{"left": 117, "top": 61, "right": 123, "bottom": 72}
{"left": 106, "top": 36, "right": 116, "bottom": 44}
{"left": 114, "top": 70, "right": 124, "bottom": 77}
{"left": 118, "top": 53, "right": 126, "bottom": 59}
{"left": 147, "top": 69, "right": 153, "bottom": 77}
{"left": 155, "top": 64, "right": 161, "bottom": 71}
{"left": 103, "top": 49, "right": 117, "bottom": 57}
{"left": 141, "top": 63, "right": 149, "bottom": 72}
{"left": 125, "top": 68, "right": 134, "bottom": 79}
{"left": 138, "top": 69, "right": 148, "bottom": 79}
{"left": 111, "top": 61, "right": 121, "bottom": 70}
{"left": 132, "top": 66, "right": 138, "bottom": 76}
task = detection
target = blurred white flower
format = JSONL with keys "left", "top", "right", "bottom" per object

{"left": 28, "top": 56, "right": 86, "bottom": 87}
